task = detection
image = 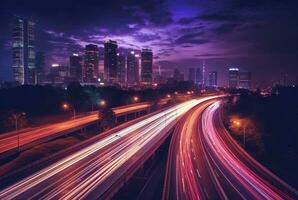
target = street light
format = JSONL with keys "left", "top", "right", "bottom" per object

{"left": 62, "top": 103, "right": 76, "bottom": 120}
{"left": 166, "top": 94, "right": 171, "bottom": 98}
{"left": 99, "top": 100, "right": 107, "bottom": 107}
{"left": 62, "top": 103, "right": 69, "bottom": 109}
{"left": 12, "top": 112, "right": 26, "bottom": 152}
{"left": 132, "top": 96, "right": 139, "bottom": 103}
{"left": 233, "top": 120, "right": 247, "bottom": 147}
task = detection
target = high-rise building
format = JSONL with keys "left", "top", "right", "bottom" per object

{"left": 69, "top": 53, "right": 83, "bottom": 82}
{"left": 104, "top": 40, "right": 118, "bottom": 83}
{"left": 228, "top": 67, "right": 239, "bottom": 88}
{"left": 208, "top": 71, "right": 217, "bottom": 87}
{"left": 117, "top": 52, "right": 126, "bottom": 85}
{"left": 127, "top": 51, "right": 139, "bottom": 85}
{"left": 12, "top": 17, "right": 36, "bottom": 84}
{"left": 188, "top": 68, "right": 195, "bottom": 83}
{"left": 173, "top": 68, "right": 184, "bottom": 81}
{"left": 49, "top": 64, "right": 68, "bottom": 84}
{"left": 141, "top": 49, "right": 153, "bottom": 84}
{"left": 83, "top": 44, "right": 99, "bottom": 83}
{"left": 202, "top": 60, "right": 206, "bottom": 86}
{"left": 239, "top": 71, "right": 252, "bottom": 89}
{"left": 35, "top": 52, "right": 45, "bottom": 84}
{"left": 195, "top": 68, "right": 202, "bottom": 85}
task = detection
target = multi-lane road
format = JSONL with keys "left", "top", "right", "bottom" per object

{"left": 163, "top": 100, "right": 298, "bottom": 200}
{"left": 0, "top": 96, "right": 220, "bottom": 199}
{"left": 0, "top": 103, "right": 150, "bottom": 155}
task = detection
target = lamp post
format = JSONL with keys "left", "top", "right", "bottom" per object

{"left": 233, "top": 120, "right": 247, "bottom": 148}
{"left": 63, "top": 103, "right": 76, "bottom": 120}
{"left": 13, "top": 112, "right": 26, "bottom": 152}
{"left": 132, "top": 96, "right": 139, "bottom": 103}
{"left": 99, "top": 100, "right": 107, "bottom": 107}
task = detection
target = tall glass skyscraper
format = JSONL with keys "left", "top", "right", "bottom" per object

{"left": 117, "top": 52, "right": 126, "bottom": 85}
{"left": 228, "top": 67, "right": 239, "bottom": 88}
{"left": 141, "top": 49, "right": 153, "bottom": 84}
{"left": 83, "top": 44, "right": 99, "bottom": 83}
{"left": 104, "top": 40, "right": 118, "bottom": 83}
{"left": 208, "top": 71, "right": 218, "bottom": 87}
{"left": 70, "top": 53, "right": 83, "bottom": 82}
{"left": 127, "top": 51, "right": 139, "bottom": 85}
{"left": 12, "top": 17, "right": 36, "bottom": 84}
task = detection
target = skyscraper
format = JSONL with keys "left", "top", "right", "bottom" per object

{"left": 173, "top": 68, "right": 184, "bottom": 81}
{"left": 228, "top": 68, "right": 239, "bottom": 88}
{"left": 49, "top": 64, "right": 68, "bottom": 84}
{"left": 208, "top": 71, "right": 218, "bottom": 87}
{"left": 127, "top": 51, "right": 139, "bottom": 85}
{"left": 35, "top": 51, "right": 45, "bottom": 84}
{"left": 141, "top": 49, "right": 153, "bottom": 84}
{"left": 188, "top": 67, "right": 202, "bottom": 85}
{"left": 202, "top": 60, "right": 206, "bottom": 86}
{"left": 188, "top": 68, "right": 195, "bottom": 83}
{"left": 195, "top": 68, "right": 202, "bottom": 85}
{"left": 12, "top": 17, "right": 36, "bottom": 84}
{"left": 104, "top": 40, "right": 118, "bottom": 83}
{"left": 69, "top": 53, "right": 83, "bottom": 82}
{"left": 83, "top": 44, "right": 99, "bottom": 83}
{"left": 239, "top": 71, "right": 252, "bottom": 89}
{"left": 117, "top": 52, "right": 126, "bottom": 85}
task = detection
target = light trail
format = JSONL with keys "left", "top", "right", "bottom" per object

{"left": 201, "top": 102, "right": 297, "bottom": 199}
{"left": 163, "top": 100, "right": 223, "bottom": 200}
{"left": 164, "top": 99, "right": 298, "bottom": 200}
{"left": 0, "top": 103, "right": 150, "bottom": 154}
{"left": 0, "top": 96, "right": 221, "bottom": 199}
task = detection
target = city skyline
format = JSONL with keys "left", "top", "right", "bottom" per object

{"left": 1, "top": 0, "right": 298, "bottom": 87}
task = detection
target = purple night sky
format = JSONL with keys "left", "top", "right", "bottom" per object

{"left": 0, "top": 0, "right": 298, "bottom": 87}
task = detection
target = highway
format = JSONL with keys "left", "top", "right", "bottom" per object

{"left": 163, "top": 99, "right": 224, "bottom": 200}
{"left": 0, "top": 103, "right": 150, "bottom": 155}
{"left": 163, "top": 100, "right": 298, "bottom": 200}
{"left": 0, "top": 96, "right": 220, "bottom": 199}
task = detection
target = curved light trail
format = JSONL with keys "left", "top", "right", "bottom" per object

{"left": 164, "top": 100, "right": 298, "bottom": 200}
{"left": 0, "top": 96, "right": 221, "bottom": 199}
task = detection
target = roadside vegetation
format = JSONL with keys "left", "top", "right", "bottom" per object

{"left": 223, "top": 86, "right": 298, "bottom": 188}
{"left": 0, "top": 81, "right": 197, "bottom": 133}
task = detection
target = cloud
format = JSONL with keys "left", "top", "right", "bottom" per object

{"left": 200, "top": 14, "right": 242, "bottom": 22}
{"left": 175, "top": 32, "right": 208, "bottom": 45}
{"left": 213, "top": 23, "right": 240, "bottom": 35}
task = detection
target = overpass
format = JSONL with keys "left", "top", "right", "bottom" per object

{"left": 112, "top": 102, "right": 151, "bottom": 123}
{"left": 0, "top": 102, "right": 151, "bottom": 157}
{"left": 0, "top": 96, "right": 223, "bottom": 200}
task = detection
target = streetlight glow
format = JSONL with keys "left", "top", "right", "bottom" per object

{"left": 133, "top": 96, "right": 139, "bottom": 102}
{"left": 62, "top": 103, "right": 69, "bottom": 109}
{"left": 99, "top": 100, "right": 106, "bottom": 107}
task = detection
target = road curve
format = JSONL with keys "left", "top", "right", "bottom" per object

{"left": 163, "top": 100, "right": 298, "bottom": 200}
{"left": 163, "top": 99, "right": 226, "bottom": 200}
{"left": 0, "top": 103, "right": 150, "bottom": 155}
{"left": 202, "top": 101, "right": 298, "bottom": 199}
{"left": 0, "top": 96, "right": 221, "bottom": 200}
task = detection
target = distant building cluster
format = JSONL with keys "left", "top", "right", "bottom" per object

{"left": 11, "top": 17, "right": 254, "bottom": 90}
{"left": 12, "top": 18, "right": 153, "bottom": 88}
{"left": 228, "top": 67, "right": 252, "bottom": 89}
{"left": 172, "top": 65, "right": 218, "bottom": 88}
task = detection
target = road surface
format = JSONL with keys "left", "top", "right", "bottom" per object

{"left": 163, "top": 100, "right": 298, "bottom": 200}
{"left": 0, "top": 96, "right": 220, "bottom": 199}
{"left": 0, "top": 103, "right": 150, "bottom": 155}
